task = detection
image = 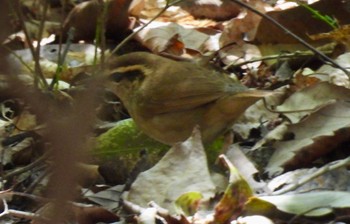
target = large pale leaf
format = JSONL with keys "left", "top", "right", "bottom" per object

{"left": 314, "top": 52, "right": 350, "bottom": 87}
{"left": 260, "top": 191, "right": 350, "bottom": 217}
{"left": 126, "top": 128, "right": 215, "bottom": 213}
{"left": 8, "top": 44, "right": 99, "bottom": 81}
{"left": 276, "top": 82, "right": 350, "bottom": 123}
{"left": 268, "top": 167, "right": 350, "bottom": 194}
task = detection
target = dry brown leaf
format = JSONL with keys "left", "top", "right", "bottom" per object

{"left": 62, "top": 0, "right": 132, "bottom": 41}
{"left": 220, "top": 0, "right": 267, "bottom": 46}
{"left": 254, "top": 0, "right": 350, "bottom": 45}
{"left": 177, "top": 0, "right": 241, "bottom": 21}
{"left": 129, "top": 0, "right": 145, "bottom": 16}
{"left": 140, "top": 0, "right": 191, "bottom": 22}
{"left": 309, "top": 25, "right": 350, "bottom": 48}
{"left": 13, "top": 110, "right": 37, "bottom": 133}
{"left": 266, "top": 100, "right": 350, "bottom": 176}
{"left": 220, "top": 44, "right": 262, "bottom": 69}
{"left": 135, "top": 22, "right": 210, "bottom": 54}
{"left": 293, "top": 72, "right": 320, "bottom": 89}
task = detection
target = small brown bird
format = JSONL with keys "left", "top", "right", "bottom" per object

{"left": 107, "top": 52, "right": 271, "bottom": 145}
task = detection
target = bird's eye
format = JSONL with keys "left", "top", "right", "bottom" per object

{"left": 109, "top": 69, "right": 144, "bottom": 82}
{"left": 109, "top": 72, "right": 124, "bottom": 82}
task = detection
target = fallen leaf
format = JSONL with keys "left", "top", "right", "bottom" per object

{"left": 8, "top": 44, "right": 101, "bottom": 82}
{"left": 276, "top": 82, "right": 350, "bottom": 123}
{"left": 85, "top": 185, "right": 124, "bottom": 210}
{"left": 126, "top": 127, "right": 215, "bottom": 213}
{"left": 220, "top": 0, "right": 266, "bottom": 46}
{"left": 313, "top": 52, "right": 350, "bottom": 87}
{"left": 175, "top": 191, "right": 203, "bottom": 215}
{"left": 214, "top": 155, "right": 253, "bottom": 223}
{"left": 225, "top": 144, "right": 266, "bottom": 192}
{"left": 266, "top": 100, "right": 350, "bottom": 176}
{"left": 268, "top": 167, "right": 350, "bottom": 193}
{"left": 62, "top": 0, "right": 132, "bottom": 41}
{"left": 135, "top": 22, "right": 209, "bottom": 54}
{"left": 260, "top": 191, "right": 350, "bottom": 217}
{"left": 220, "top": 44, "right": 262, "bottom": 70}
{"left": 254, "top": 0, "right": 350, "bottom": 44}
{"left": 177, "top": 0, "right": 241, "bottom": 21}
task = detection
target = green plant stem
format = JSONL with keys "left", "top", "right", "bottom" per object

{"left": 49, "top": 28, "right": 74, "bottom": 90}
{"left": 50, "top": 0, "right": 68, "bottom": 90}
{"left": 298, "top": 1, "right": 338, "bottom": 29}
{"left": 95, "top": 0, "right": 108, "bottom": 68}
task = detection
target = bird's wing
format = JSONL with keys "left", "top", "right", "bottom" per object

{"left": 140, "top": 65, "right": 248, "bottom": 114}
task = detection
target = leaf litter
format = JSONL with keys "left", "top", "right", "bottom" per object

{"left": 3, "top": 0, "right": 350, "bottom": 223}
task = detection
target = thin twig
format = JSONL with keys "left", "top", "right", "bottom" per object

{"left": 25, "top": 166, "right": 51, "bottom": 194}
{"left": 34, "top": 0, "right": 49, "bottom": 84}
{"left": 4, "top": 152, "right": 50, "bottom": 179}
{"left": 229, "top": 0, "right": 350, "bottom": 76}
{"left": 54, "top": 0, "right": 69, "bottom": 87}
{"left": 0, "top": 198, "right": 50, "bottom": 222}
{"left": 262, "top": 98, "right": 321, "bottom": 114}
{"left": 12, "top": 0, "right": 48, "bottom": 88}
{"left": 225, "top": 49, "right": 332, "bottom": 69}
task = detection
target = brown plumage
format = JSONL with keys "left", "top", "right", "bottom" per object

{"left": 107, "top": 52, "right": 271, "bottom": 145}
